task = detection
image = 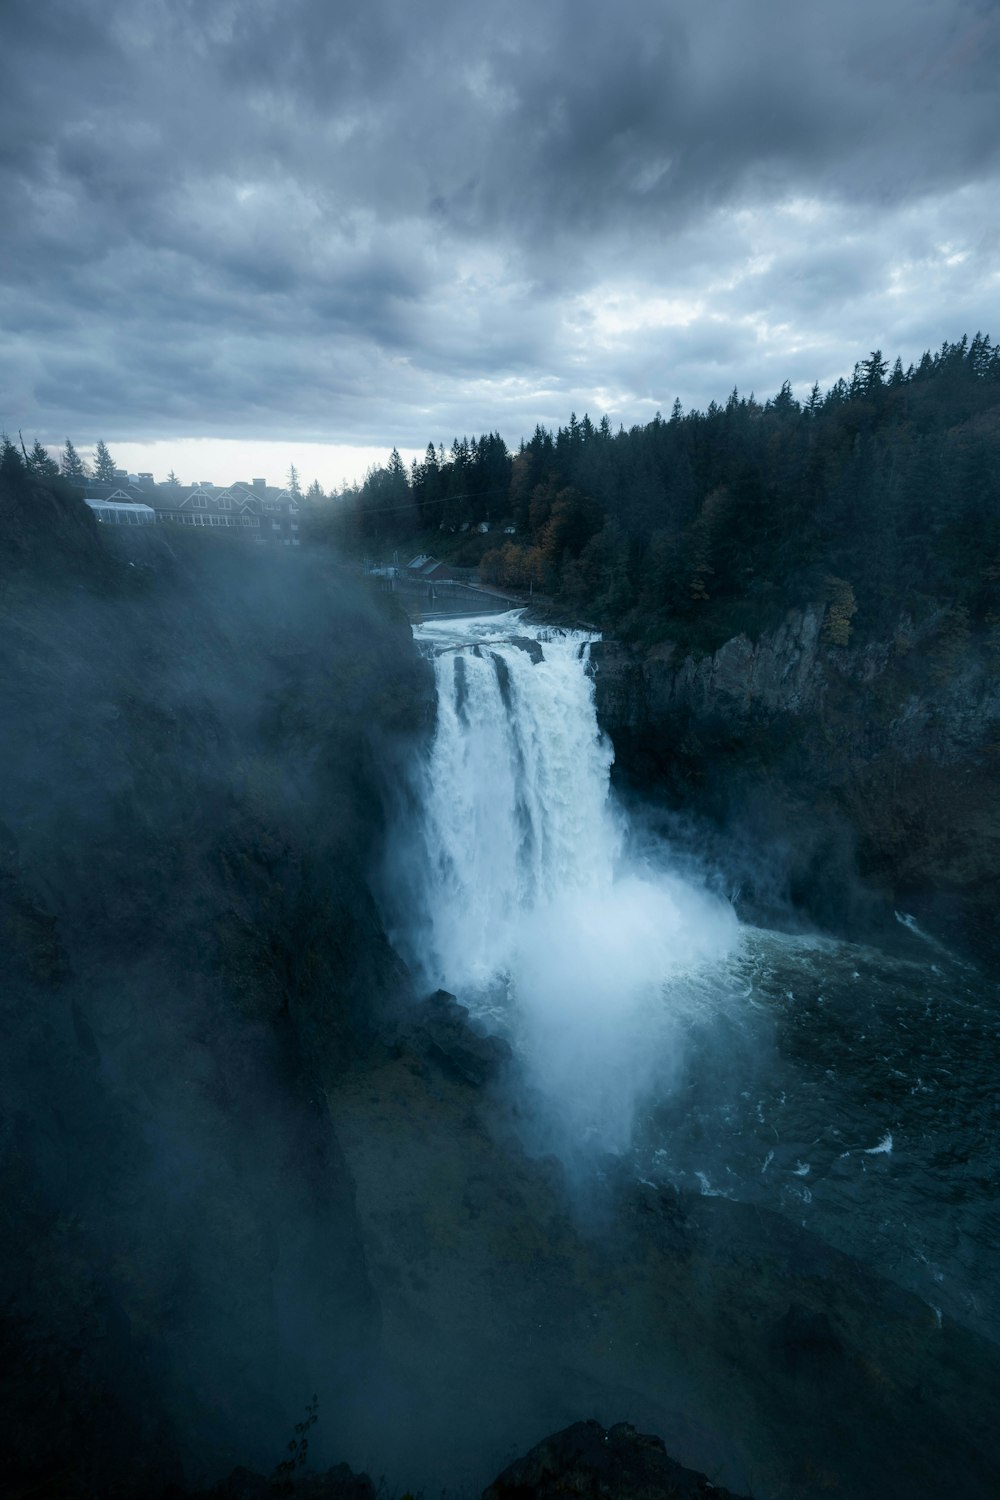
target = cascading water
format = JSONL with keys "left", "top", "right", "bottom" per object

{"left": 387, "top": 611, "right": 739, "bottom": 1158}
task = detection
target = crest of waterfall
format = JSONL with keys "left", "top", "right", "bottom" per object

{"left": 388, "top": 612, "right": 739, "bottom": 1157}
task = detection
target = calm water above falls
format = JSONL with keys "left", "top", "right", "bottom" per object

{"left": 389, "top": 612, "right": 1000, "bottom": 1345}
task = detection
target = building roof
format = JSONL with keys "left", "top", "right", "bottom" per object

{"left": 70, "top": 472, "right": 300, "bottom": 513}
{"left": 150, "top": 481, "right": 299, "bottom": 513}
{"left": 405, "top": 556, "right": 453, "bottom": 576}
{"left": 84, "top": 499, "right": 156, "bottom": 516}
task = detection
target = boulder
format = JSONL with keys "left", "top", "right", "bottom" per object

{"left": 483, "top": 1420, "right": 747, "bottom": 1500}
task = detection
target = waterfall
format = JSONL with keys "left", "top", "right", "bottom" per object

{"left": 389, "top": 612, "right": 739, "bottom": 1158}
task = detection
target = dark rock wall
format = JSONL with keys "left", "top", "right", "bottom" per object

{"left": 592, "top": 608, "right": 1000, "bottom": 964}
{"left": 0, "top": 525, "right": 434, "bottom": 1494}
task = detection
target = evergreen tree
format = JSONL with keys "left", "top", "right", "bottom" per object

{"left": 387, "top": 448, "right": 407, "bottom": 487}
{"left": 61, "top": 439, "right": 87, "bottom": 482}
{"left": 1, "top": 432, "right": 25, "bottom": 481}
{"left": 93, "top": 440, "right": 116, "bottom": 482}
{"left": 287, "top": 463, "right": 303, "bottom": 499}
{"left": 28, "top": 440, "right": 59, "bottom": 478}
{"left": 859, "top": 350, "right": 889, "bottom": 395}
{"left": 768, "top": 380, "right": 799, "bottom": 414}
{"left": 413, "top": 443, "right": 441, "bottom": 526}
{"left": 305, "top": 478, "right": 324, "bottom": 504}
{"left": 166, "top": 470, "right": 179, "bottom": 485}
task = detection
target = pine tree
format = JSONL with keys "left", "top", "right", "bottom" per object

{"left": 61, "top": 439, "right": 87, "bottom": 482}
{"left": 305, "top": 478, "right": 324, "bottom": 504}
{"left": 859, "top": 350, "right": 888, "bottom": 395}
{"left": 387, "top": 448, "right": 408, "bottom": 492}
{"left": 93, "top": 440, "right": 116, "bottom": 482}
{"left": 29, "top": 440, "right": 59, "bottom": 478}
{"left": 1, "top": 432, "right": 25, "bottom": 481}
{"left": 166, "top": 470, "right": 179, "bottom": 485}
{"left": 768, "top": 380, "right": 799, "bottom": 414}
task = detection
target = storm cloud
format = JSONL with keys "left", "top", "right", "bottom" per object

{"left": 2, "top": 0, "right": 998, "bottom": 463}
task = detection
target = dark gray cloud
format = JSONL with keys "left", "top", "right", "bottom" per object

{"left": 1, "top": 0, "right": 998, "bottom": 464}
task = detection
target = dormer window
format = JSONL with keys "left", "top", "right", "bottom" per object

{"left": 190, "top": 494, "right": 207, "bottom": 509}
{"left": 218, "top": 496, "right": 231, "bottom": 511}
{"left": 265, "top": 501, "right": 277, "bottom": 511}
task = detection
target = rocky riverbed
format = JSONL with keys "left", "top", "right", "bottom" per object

{"left": 321, "top": 991, "right": 1000, "bottom": 1500}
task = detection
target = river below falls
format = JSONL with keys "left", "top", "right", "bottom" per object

{"left": 386, "top": 611, "right": 1000, "bottom": 1352}
{"left": 633, "top": 925, "right": 1000, "bottom": 1344}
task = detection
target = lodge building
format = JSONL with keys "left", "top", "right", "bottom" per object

{"left": 82, "top": 474, "right": 301, "bottom": 544}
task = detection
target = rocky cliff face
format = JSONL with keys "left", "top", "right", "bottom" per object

{"left": 592, "top": 607, "right": 1000, "bottom": 965}
{"left": 0, "top": 519, "right": 435, "bottom": 1494}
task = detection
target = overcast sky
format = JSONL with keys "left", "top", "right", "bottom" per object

{"left": 2, "top": 0, "right": 998, "bottom": 489}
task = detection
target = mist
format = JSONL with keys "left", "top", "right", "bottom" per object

{"left": 0, "top": 502, "right": 432, "bottom": 1491}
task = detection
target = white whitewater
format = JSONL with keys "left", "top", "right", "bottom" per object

{"left": 391, "top": 611, "right": 739, "bottom": 1157}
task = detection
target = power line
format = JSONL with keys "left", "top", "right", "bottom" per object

{"left": 340, "top": 483, "right": 511, "bottom": 517}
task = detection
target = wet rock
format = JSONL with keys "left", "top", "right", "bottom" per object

{"left": 482, "top": 1419, "right": 748, "bottom": 1500}
{"left": 395, "top": 988, "right": 512, "bottom": 1086}
{"left": 591, "top": 608, "right": 1000, "bottom": 967}
{"left": 510, "top": 636, "right": 544, "bottom": 664}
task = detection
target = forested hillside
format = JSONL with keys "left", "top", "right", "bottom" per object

{"left": 323, "top": 335, "right": 1000, "bottom": 653}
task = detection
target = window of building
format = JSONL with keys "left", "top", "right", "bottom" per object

{"left": 218, "top": 496, "right": 231, "bottom": 510}
{"left": 190, "top": 494, "right": 207, "bottom": 509}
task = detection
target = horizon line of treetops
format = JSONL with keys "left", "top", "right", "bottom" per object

{"left": 4, "top": 331, "right": 999, "bottom": 652}
{"left": 7, "top": 332, "right": 1000, "bottom": 513}
{"left": 329, "top": 332, "right": 1000, "bottom": 517}
{"left": 318, "top": 332, "right": 1000, "bottom": 653}
{"left": 0, "top": 435, "right": 326, "bottom": 504}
